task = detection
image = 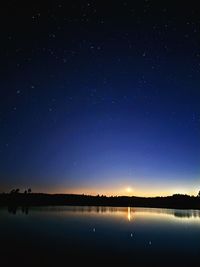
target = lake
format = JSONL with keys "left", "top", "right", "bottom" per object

{"left": 1, "top": 206, "right": 200, "bottom": 266}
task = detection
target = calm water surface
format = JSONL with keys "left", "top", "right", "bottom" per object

{"left": 1, "top": 206, "right": 200, "bottom": 266}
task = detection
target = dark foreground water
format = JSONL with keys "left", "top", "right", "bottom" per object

{"left": 1, "top": 206, "right": 200, "bottom": 266}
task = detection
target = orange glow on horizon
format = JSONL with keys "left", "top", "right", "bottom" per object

{"left": 59, "top": 187, "right": 197, "bottom": 197}
{"left": 33, "top": 183, "right": 199, "bottom": 198}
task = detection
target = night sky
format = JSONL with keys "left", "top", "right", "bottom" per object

{"left": 1, "top": 1, "right": 200, "bottom": 196}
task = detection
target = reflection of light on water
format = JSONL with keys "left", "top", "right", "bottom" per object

{"left": 29, "top": 206, "right": 200, "bottom": 224}
{"left": 128, "top": 207, "right": 131, "bottom": 221}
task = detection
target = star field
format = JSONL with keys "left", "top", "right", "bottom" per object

{"left": 0, "top": 1, "right": 200, "bottom": 196}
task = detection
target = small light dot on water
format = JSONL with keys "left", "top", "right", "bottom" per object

{"left": 130, "top": 233, "right": 133, "bottom": 237}
{"left": 93, "top": 228, "right": 96, "bottom": 232}
{"left": 149, "top": 241, "right": 152, "bottom": 245}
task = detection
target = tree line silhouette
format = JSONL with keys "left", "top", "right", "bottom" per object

{"left": 10, "top": 188, "right": 32, "bottom": 195}
{"left": 0, "top": 188, "right": 200, "bottom": 210}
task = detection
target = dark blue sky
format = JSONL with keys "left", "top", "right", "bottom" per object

{"left": 1, "top": 1, "right": 200, "bottom": 196}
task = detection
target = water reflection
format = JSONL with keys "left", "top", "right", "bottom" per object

{"left": 1, "top": 205, "right": 200, "bottom": 266}
{"left": 174, "top": 210, "right": 200, "bottom": 218}
{"left": 127, "top": 207, "right": 131, "bottom": 221}
{"left": 6, "top": 205, "right": 200, "bottom": 221}
{"left": 8, "top": 206, "right": 29, "bottom": 215}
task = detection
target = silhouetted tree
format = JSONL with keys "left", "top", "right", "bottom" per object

{"left": 10, "top": 188, "right": 20, "bottom": 194}
{"left": 197, "top": 191, "right": 200, "bottom": 197}
{"left": 10, "top": 189, "right": 16, "bottom": 194}
{"left": 28, "top": 188, "right": 31, "bottom": 194}
{"left": 24, "top": 190, "right": 27, "bottom": 194}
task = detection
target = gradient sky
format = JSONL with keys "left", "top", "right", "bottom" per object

{"left": 1, "top": 1, "right": 200, "bottom": 196}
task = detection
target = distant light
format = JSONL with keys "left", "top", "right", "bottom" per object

{"left": 93, "top": 228, "right": 96, "bottom": 232}
{"left": 126, "top": 187, "right": 132, "bottom": 193}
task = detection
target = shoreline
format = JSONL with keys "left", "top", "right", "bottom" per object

{"left": 1, "top": 193, "right": 200, "bottom": 211}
